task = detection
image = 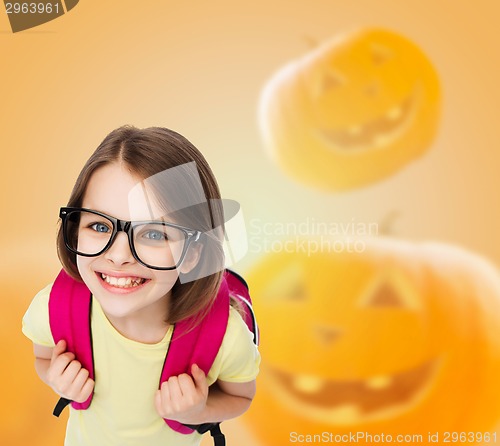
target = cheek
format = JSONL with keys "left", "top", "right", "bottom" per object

{"left": 75, "top": 256, "right": 104, "bottom": 296}
{"left": 76, "top": 256, "right": 94, "bottom": 281}
{"left": 150, "top": 270, "right": 179, "bottom": 293}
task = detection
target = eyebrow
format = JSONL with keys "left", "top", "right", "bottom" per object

{"left": 81, "top": 207, "right": 169, "bottom": 223}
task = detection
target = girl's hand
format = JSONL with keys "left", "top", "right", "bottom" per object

{"left": 154, "top": 364, "right": 209, "bottom": 424}
{"left": 46, "top": 340, "right": 95, "bottom": 403}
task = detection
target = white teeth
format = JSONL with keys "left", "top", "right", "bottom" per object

{"left": 365, "top": 375, "right": 392, "bottom": 389}
{"left": 329, "top": 404, "right": 362, "bottom": 423}
{"left": 293, "top": 374, "right": 324, "bottom": 394}
{"left": 387, "top": 106, "right": 402, "bottom": 121}
{"left": 101, "top": 274, "right": 145, "bottom": 288}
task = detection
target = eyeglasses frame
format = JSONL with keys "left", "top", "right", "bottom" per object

{"left": 59, "top": 207, "right": 202, "bottom": 270}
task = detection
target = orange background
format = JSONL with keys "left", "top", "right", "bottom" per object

{"left": 1, "top": 1, "right": 500, "bottom": 444}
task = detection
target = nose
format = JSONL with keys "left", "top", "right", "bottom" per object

{"left": 104, "top": 232, "right": 135, "bottom": 266}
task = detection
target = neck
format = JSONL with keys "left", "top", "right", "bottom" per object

{"left": 103, "top": 294, "right": 171, "bottom": 344}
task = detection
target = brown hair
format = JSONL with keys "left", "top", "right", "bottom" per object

{"left": 57, "top": 125, "right": 225, "bottom": 324}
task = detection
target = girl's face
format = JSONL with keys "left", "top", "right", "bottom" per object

{"left": 76, "top": 162, "right": 184, "bottom": 324}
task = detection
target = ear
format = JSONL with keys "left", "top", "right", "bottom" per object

{"left": 179, "top": 243, "right": 203, "bottom": 274}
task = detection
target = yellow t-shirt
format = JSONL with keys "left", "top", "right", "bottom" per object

{"left": 22, "top": 283, "right": 260, "bottom": 446}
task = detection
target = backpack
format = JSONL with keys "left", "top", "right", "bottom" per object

{"left": 48, "top": 268, "right": 259, "bottom": 446}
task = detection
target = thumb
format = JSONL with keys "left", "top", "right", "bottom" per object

{"left": 52, "top": 339, "right": 67, "bottom": 360}
{"left": 191, "top": 364, "right": 206, "bottom": 388}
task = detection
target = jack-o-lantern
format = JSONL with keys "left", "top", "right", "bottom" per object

{"left": 259, "top": 28, "right": 441, "bottom": 191}
{"left": 244, "top": 237, "right": 500, "bottom": 444}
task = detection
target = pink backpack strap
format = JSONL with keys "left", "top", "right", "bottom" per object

{"left": 224, "top": 270, "right": 259, "bottom": 345}
{"left": 48, "top": 269, "right": 94, "bottom": 414}
{"left": 161, "top": 277, "right": 230, "bottom": 434}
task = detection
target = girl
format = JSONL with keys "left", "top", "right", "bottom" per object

{"left": 22, "top": 125, "right": 260, "bottom": 446}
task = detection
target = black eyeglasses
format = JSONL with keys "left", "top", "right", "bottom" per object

{"left": 60, "top": 207, "right": 202, "bottom": 270}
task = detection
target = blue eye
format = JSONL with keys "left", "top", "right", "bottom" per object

{"left": 143, "top": 230, "right": 167, "bottom": 241}
{"left": 90, "top": 222, "right": 111, "bottom": 233}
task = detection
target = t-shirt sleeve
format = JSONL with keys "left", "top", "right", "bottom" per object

{"left": 22, "top": 283, "right": 55, "bottom": 347}
{"left": 208, "top": 307, "right": 261, "bottom": 384}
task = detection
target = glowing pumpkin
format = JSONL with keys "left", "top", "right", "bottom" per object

{"left": 244, "top": 237, "right": 500, "bottom": 444}
{"left": 259, "top": 28, "right": 441, "bottom": 191}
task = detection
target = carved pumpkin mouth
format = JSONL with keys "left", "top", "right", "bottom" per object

{"left": 265, "top": 357, "right": 440, "bottom": 424}
{"left": 315, "top": 88, "right": 419, "bottom": 152}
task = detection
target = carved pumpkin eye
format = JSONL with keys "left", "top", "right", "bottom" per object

{"left": 322, "top": 70, "right": 345, "bottom": 91}
{"left": 359, "top": 271, "right": 421, "bottom": 311}
{"left": 370, "top": 43, "right": 393, "bottom": 65}
{"left": 287, "top": 282, "right": 307, "bottom": 301}
{"left": 310, "top": 69, "right": 345, "bottom": 99}
{"left": 364, "top": 281, "right": 405, "bottom": 308}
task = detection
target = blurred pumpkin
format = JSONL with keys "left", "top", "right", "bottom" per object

{"left": 259, "top": 28, "right": 441, "bottom": 191}
{"left": 244, "top": 237, "right": 500, "bottom": 444}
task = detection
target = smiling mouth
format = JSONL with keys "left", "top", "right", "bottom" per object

{"left": 316, "top": 89, "right": 419, "bottom": 152}
{"left": 265, "top": 357, "right": 440, "bottom": 424}
{"left": 99, "top": 273, "right": 148, "bottom": 289}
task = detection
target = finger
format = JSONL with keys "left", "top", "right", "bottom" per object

{"left": 177, "top": 373, "right": 195, "bottom": 397}
{"left": 159, "top": 381, "right": 171, "bottom": 402}
{"left": 62, "top": 360, "right": 83, "bottom": 383}
{"left": 76, "top": 378, "right": 95, "bottom": 403}
{"left": 57, "top": 360, "right": 82, "bottom": 395}
{"left": 166, "top": 376, "right": 183, "bottom": 401}
{"left": 70, "top": 367, "right": 89, "bottom": 395}
{"left": 191, "top": 364, "right": 207, "bottom": 389}
{"left": 49, "top": 352, "right": 76, "bottom": 378}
